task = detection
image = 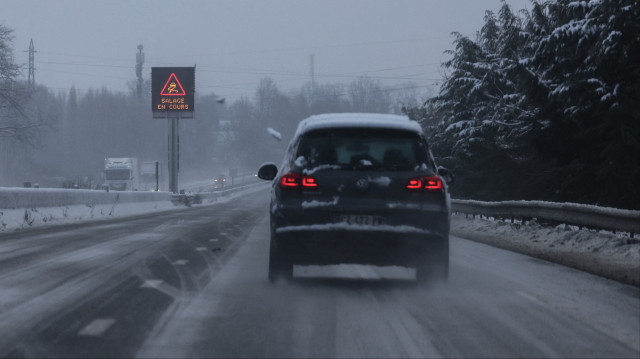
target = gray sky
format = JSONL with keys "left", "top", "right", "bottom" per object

{"left": 2, "top": 0, "right": 531, "bottom": 102}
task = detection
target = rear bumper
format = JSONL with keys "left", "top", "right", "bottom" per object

{"left": 273, "top": 225, "right": 447, "bottom": 266}
{"left": 271, "top": 203, "right": 450, "bottom": 266}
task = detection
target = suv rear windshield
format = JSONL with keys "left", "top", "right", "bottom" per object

{"left": 296, "top": 128, "right": 430, "bottom": 170}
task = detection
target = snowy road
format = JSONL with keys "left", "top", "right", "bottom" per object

{"left": 0, "top": 189, "right": 638, "bottom": 358}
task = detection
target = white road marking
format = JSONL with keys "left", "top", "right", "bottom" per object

{"left": 196, "top": 247, "right": 208, "bottom": 252}
{"left": 141, "top": 279, "right": 163, "bottom": 289}
{"left": 516, "top": 290, "right": 544, "bottom": 305}
{"left": 78, "top": 318, "right": 116, "bottom": 336}
{"left": 173, "top": 259, "right": 188, "bottom": 265}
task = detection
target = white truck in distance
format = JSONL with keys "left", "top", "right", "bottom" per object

{"left": 104, "top": 158, "right": 139, "bottom": 191}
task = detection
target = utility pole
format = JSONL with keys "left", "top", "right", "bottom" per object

{"left": 309, "top": 54, "right": 315, "bottom": 108}
{"left": 136, "top": 44, "right": 145, "bottom": 99}
{"left": 27, "top": 39, "right": 36, "bottom": 91}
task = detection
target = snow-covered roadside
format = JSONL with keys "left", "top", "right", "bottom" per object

{"left": 0, "top": 201, "right": 175, "bottom": 232}
{"left": 451, "top": 213, "right": 640, "bottom": 287}
{"left": 0, "top": 183, "right": 269, "bottom": 233}
{"left": 0, "top": 187, "right": 170, "bottom": 209}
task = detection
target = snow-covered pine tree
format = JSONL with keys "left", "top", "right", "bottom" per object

{"left": 425, "top": 3, "right": 538, "bottom": 200}
{"left": 410, "top": 0, "right": 639, "bottom": 208}
{"left": 530, "top": 0, "right": 640, "bottom": 208}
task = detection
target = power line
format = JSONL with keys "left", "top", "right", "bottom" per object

{"left": 36, "top": 50, "right": 131, "bottom": 62}
{"left": 38, "top": 68, "right": 132, "bottom": 81}
{"left": 36, "top": 56, "right": 444, "bottom": 81}
{"left": 30, "top": 50, "right": 446, "bottom": 100}
{"left": 152, "top": 36, "right": 449, "bottom": 61}
{"left": 39, "top": 61, "right": 132, "bottom": 69}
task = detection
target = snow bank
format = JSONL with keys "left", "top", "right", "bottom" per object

{"left": 1, "top": 201, "right": 176, "bottom": 232}
{"left": 0, "top": 183, "right": 268, "bottom": 233}
{"left": 451, "top": 214, "right": 640, "bottom": 287}
{"left": 0, "top": 187, "right": 170, "bottom": 209}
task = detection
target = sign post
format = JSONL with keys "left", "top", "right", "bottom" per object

{"left": 152, "top": 67, "right": 195, "bottom": 193}
{"left": 168, "top": 115, "right": 179, "bottom": 194}
{"left": 155, "top": 161, "right": 159, "bottom": 192}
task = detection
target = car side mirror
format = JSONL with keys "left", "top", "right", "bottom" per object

{"left": 437, "top": 166, "right": 454, "bottom": 185}
{"left": 258, "top": 163, "right": 278, "bottom": 180}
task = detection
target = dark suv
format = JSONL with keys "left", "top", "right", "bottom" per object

{"left": 258, "top": 113, "right": 452, "bottom": 283}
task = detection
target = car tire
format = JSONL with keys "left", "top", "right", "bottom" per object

{"left": 268, "top": 234, "right": 293, "bottom": 283}
{"left": 416, "top": 237, "right": 449, "bottom": 284}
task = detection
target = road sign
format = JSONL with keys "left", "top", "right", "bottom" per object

{"left": 152, "top": 67, "right": 195, "bottom": 118}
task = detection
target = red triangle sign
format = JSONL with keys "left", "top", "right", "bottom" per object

{"left": 160, "top": 73, "right": 187, "bottom": 96}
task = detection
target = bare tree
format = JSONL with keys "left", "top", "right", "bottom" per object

{"left": 390, "top": 81, "right": 421, "bottom": 115}
{"left": 347, "top": 76, "right": 391, "bottom": 113}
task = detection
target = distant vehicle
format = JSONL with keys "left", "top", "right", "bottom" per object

{"left": 104, "top": 158, "right": 139, "bottom": 191}
{"left": 140, "top": 161, "right": 161, "bottom": 191}
{"left": 62, "top": 175, "right": 95, "bottom": 190}
{"left": 213, "top": 175, "right": 227, "bottom": 189}
{"left": 257, "top": 113, "right": 453, "bottom": 283}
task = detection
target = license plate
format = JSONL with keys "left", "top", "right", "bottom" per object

{"left": 339, "top": 214, "right": 386, "bottom": 226}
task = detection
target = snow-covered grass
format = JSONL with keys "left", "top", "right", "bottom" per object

{"left": 451, "top": 213, "right": 640, "bottom": 286}
{"left": 451, "top": 198, "right": 640, "bottom": 235}
{"left": 0, "top": 201, "right": 176, "bottom": 232}
{"left": 0, "top": 187, "right": 170, "bottom": 209}
{"left": 0, "top": 183, "right": 268, "bottom": 233}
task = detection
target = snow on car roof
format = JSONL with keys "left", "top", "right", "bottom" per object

{"left": 294, "top": 113, "right": 424, "bottom": 137}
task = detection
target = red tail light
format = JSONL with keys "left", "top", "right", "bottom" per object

{"left": 280, "top": 173, "right": 300, "bottom": 188}
{"left": 302, "top": 176, "right": 318, "bottom": 188}
{"left": 423, "top": 176, "right": 443, "bottom": 191}
{"left": 280, "top": 172, "right": 318, "bottom": 189}
{"left": 407, "top": 176, "right": 443, "bottom": 192}
{"left": 406, "top": 178, "right": 422, "bottom": 189}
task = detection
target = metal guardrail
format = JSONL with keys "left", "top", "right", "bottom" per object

{"left": 172, "top": 181, "right": 266, "bottom": 206}
{"left": 451, "top": 199, "right": 640, "bottom": 237}
{"left": 181, "top": 173, "right": 259, "bottom": 193}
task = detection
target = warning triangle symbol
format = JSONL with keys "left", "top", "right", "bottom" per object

{"left": 160, "top": 73, "right": 186, "bottom": 96}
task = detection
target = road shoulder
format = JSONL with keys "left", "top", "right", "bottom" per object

{"left": 450, "top": 214, "right": 640, "bottom": 287}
